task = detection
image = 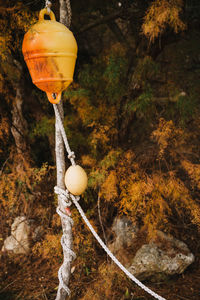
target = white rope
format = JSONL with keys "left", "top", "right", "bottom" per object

{"left": 54, "top": 186, "right": 72, "bottom": 207}
{"left": 53, "top": 104, "right": 76, "bottom": 166}
{"left": 55, "top": 205, "right": 75, "bottom": 296}
{"left": 53, "top": 104, "right": 167, "bottom": 300}
{"left": 45, "top": 0, "right": 52, "bottom": 13}
{"left": 54, "top": 186, "right": 80, "bottom": 297}
{"left": 65, "top": 0, "right": 72, "bottom": 28}
{"left": 71, "top": 195, "right": 166, "bottom": 300}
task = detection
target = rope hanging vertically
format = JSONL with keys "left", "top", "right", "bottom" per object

{"left": 59, "top": 0, "right": 72, "bottom": 28}
{"left": 45, "top": 0, "right": 71, "bottom": 27}
{"left": 45, "top": 0, "right": 51, "bottom": 13}
{"left": 47, "top": 0, "right": 75, "bottom": 298}
{"left": 65, "top": 0, "right": 72, "bottom": 28}
{"left": 54, "top": 101, "right": 75, "bottom": 300}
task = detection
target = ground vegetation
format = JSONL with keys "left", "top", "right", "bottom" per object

{"left": 0, "top": 0, "right": 200, "bottom": 299}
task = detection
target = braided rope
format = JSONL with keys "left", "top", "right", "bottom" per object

{"left": 54, "top": 186, "right": 80, "bottom": 297}
{"left": 54, "top": 186, "right": 72, "bottom": 207}
{"left": 45, "top": 0, "right": 51, "bottom": 13}
{"left": 53, "top": 104, "right": 75, "bottom": 166}
{"left": 65, "top": 0, "right": 72, "bottom": 28}
{"left": 45, "top": 0, "right": 71, "bottom": 27}
{"left": 53, "top": 103, "right": 166, "bottom": 300}
{"left": 55, "top": 203, "right": 75, "bottom": 296}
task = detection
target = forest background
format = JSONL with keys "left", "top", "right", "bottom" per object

{"left": 0, "top": 0, "right": 200, "bottom": 299}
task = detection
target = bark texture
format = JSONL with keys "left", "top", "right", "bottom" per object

{"left": 55, "top": 2, "right": 73, "bottom": 299}
{"left": 11, "top": 83, "right": 28, "bottom": 155}
{"left": 55, "top": 102, "right": 73, "bottom": 300}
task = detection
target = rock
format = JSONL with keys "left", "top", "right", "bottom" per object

{"left": 32, "top": 225, "right": 44, "bottom": 242}
{"left": 128, "top": 231, "right": 194, "bottom": 281}
{"left": 108, "top": 216, "right": 138, "bottom": 253}
{"left": 2, "top": 216, "right": 31, "bottom": 255}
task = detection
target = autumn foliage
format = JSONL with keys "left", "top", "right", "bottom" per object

{"left": 0, "top": 1, "right": 200, "bottom": 299}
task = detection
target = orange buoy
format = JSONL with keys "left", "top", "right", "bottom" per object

{"left": 22, "top": 8, "right": 78, "bottom": 104}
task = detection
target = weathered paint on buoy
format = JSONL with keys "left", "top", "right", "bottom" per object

{"left": 22, "top": 8, "right": 77, "bottom": 104}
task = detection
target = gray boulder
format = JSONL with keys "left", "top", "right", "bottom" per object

{"left": 128, "top": 231, "right": 194, "bottom": 281}
{"left": 2, "top": 216, "right": 31, "bottom": 255}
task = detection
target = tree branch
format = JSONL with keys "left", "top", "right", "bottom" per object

{"left": 78, "top": 10, "right": 122, "bottom": 34}
{"left": 78, "top": 7, "right": 139, "bottom": 35}
{"left": 0, "top": 5, "right": 21, "bottom": 12}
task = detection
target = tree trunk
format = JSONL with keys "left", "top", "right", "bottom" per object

{"left": 10, "top": 62, "right": 31, "bottom": 168}
{"left": 59, "top": 0, "right": 68, "bottom": 25}
{"left": 55, "top": 2, "right": 73, "bottom": 299}
{"left": 55, "top": 101, "right": 70, "bottom": 300}
{"left": 11, "top": 83, "right": 28, "bottom": 155}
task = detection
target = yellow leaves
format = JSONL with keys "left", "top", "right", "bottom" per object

{"left": 51, "top": 214, "right": 61, "bottom": 228}
{"left": 100, "top": 149, "right": 122, "bottom": 169}
{"left": 0, "top": 7, "right": 37, "bottom": 88}
{"left": 89, "top": 150, "right": 121, "bottom": 197}
{"left": 0, "top": 159, "right": 51, "bottom": 218}
{"left": 32, "top": 234, "right": 62, "bottom": 268}
{"left": 81, "top": 155, "right": 96, "bottom": 168}
{"left": 100, "top": 170, "right": 118, "bottom": 202}
{"left": 89, "top": 105, "right": 118, "bottom": 151}
{"left": 118, "top": 166, "right": 200, "bottom": 235}
{"left": 142, "top": 0, "right": 186, "bottom": 42}
{"left": 13, "top": 10, "right": 37, "bottom": 32}
{"left": 70, "top": 94, "right": 94, "bottom": 127}
{"left": 0, "top": 117, "right": 9, "bottom": 140}
{"left": 151, "top": 118, "right": 184, "bottom": 159}
{"left": 0, "top": 32, "right": 12, "bottom": 60}
{"left": 90, "top": 125, "right": 110, "bottom": 150}
{"left": 181, "top": 160, "right": 200, "bottom": 190}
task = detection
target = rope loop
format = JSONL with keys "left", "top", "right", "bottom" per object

{"left": 68, "top": 151, "right": 75, "bottom": 160}
{"left": 56, "top": 205, "right": 76, "bottom": 296}
{"left": 58, "top": 266, "right": 71, "bottom": 295}
{"left": 54, "top": 186, "right": 72, "bottom": 207}
{"left": 56, "top": 206, "right": 74, "bottom": 226}
{"left": 45, "top": 0, "right": 52, "bottom": 13}
{"left": 61, "top": 235, "right": 76, "bottom": 259}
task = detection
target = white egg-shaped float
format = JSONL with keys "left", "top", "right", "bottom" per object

{"left": 65, "top": 165, "right": 88, "bottom": 195}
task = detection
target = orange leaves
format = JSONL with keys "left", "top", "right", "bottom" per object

{"left": 90, "top": 125, "right": 110, "bottom": 149}
{"left": 151, "top": 118, "right": 185, "bottom": 159}
{"left": 81, "top": 155, "right": 96, "bottom": 168}
{"left": 0, "top": 159, "right": 51, "bottom": 218}
{"left": 32, "top": 233, "right": 62, "bottom": 269}
{"left": 119, "top": 164, "right": 200, "bottom": 235}
{"left": 181, "top": 160, "right": 200, "bottom": 190}
{"left": 142, "top": 0, "right": 186, "bottom": 42}
{"left": 100, "top": 170, "right": 118, "bottom": 202}
{"left": 88, "top": 150, "right": 122, "bottom": 190}
{"left": 69, "top": 91, "right": 95, "bottom": 127}
{"left": 120, "top": 171, "right": 180, "bottom": 234}
{"left": 0, "top": 117, "right": 9, "bottom": 143}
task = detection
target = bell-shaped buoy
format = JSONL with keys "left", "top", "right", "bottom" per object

{"left": 22, "top": 8, "right": 78, "bottom": 104}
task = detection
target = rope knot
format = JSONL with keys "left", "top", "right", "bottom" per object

{"left": 68, "top": 151, "right": 75, "bottom": 160}
{"left": 54, "top": 186, "right": 72, "bottom": 207}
